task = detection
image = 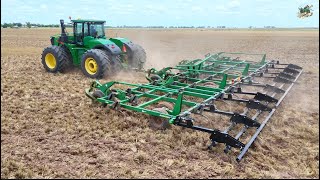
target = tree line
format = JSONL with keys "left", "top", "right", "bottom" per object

{"left": 1, "top": 23, "right": 282, "bottom": 29}
{"left": 1, "top": 22, "right": 59, "bottom": 28}
{"left": 1, "top": 22, "right": 228, "bottom": 29}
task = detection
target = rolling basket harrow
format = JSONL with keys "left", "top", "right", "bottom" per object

{"left": 85, "top": 52, "right": 302, "bottom": 161}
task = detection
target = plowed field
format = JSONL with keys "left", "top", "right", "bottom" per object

{"left": 1, "top": 28, "right": 319, "bottom": 178}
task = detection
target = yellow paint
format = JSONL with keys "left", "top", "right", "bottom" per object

{"left": 85, "top": 57, "right": 98, "bottom": 75}
{"left": 45, "top": 53, "right": 56, "bottom": 69}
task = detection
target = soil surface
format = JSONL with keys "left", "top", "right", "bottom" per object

{"left": 1, "top": 28, "right": 319, "bottom": 178}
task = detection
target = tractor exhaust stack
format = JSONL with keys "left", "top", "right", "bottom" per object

{"left": 59, "top": 19, "right": 68, "bottom": 43}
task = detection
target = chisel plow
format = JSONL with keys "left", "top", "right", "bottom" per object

{"left": 85, "top": 52, "right": 302, "bottom": 161}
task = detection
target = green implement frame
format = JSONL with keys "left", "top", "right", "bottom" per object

{"left": 85, "top": 52, "right": 302, "bottom": 161}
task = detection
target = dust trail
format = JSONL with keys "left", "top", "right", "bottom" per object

{"left": 101, "top": 69, "right": 146, "bottom": 84}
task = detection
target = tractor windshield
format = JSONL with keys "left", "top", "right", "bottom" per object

{"left": 89, "top": 23, "right": 105, "bottom": 38}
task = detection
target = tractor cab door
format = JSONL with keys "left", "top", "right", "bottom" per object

{"left": 74, "top": 22, "right": 88, "bottom": 46}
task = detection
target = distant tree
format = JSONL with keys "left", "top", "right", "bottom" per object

{"left": 17, "top": 23, "right": 22, "bottom": 27}
{"left": 2, "top": 23, "right": 9, "bottom": 28}
{"left": 26, "top": 22, "right": 31, "bottom": 28}
{"left": 6, "top": 23, "right": 13, "bottom": 28}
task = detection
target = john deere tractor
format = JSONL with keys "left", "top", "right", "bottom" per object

{"left": 41, "top": 19, "right": 146, "bottom": 78}
{"left": 297, "top": 5, "right": 313, "bottom": 18}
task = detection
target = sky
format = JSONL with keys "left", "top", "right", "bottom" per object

{"left": 1, "top": 0, "right": 319, "bottom": 27}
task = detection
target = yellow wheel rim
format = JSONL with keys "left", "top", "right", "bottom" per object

{"left": 85, "top": 57, "right": 98, "bottom": 75}
{"left": 45, "top": 53, "right": 57, "bottom": 69}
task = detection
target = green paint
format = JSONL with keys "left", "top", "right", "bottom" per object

{"left": 85, "top": 52, "right": 273, "bottom": 124}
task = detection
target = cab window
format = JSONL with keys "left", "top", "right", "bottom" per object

{"left": 74, "top": 23, "right": 84, "bottom": 44}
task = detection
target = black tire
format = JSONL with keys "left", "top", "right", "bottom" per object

{"left": 149, "top": 74, "right": 162, "bottom": 82}
{"left": 41, "top": 46, "right": 71, "bottom": 73}
{"left": 60, "top": 45, "right": 73, "bottom": 71}
{"left": 110, "top": 55, "right": 123, "bottom": 74}
{"left": 149, "top": 107, "right": 171, "bottom": 130}
{"left": 128, "top": 44, "right": 146, "bottom": 70}
{"left": 81, "top": 49, "right": 111, "bottom": 79}
{"left": 92, "top": 90, "right": 105, "bottom": 98}
{"left": 203, "top": 82, "right": 217, "bottom": 88}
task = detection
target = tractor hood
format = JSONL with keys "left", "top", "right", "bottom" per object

{"left": 84, "top": 37, "right": 122, "bottom": 55}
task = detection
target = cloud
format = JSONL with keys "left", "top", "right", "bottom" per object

{"left": 216, "top": 5, "right": 228, "bottom": 12}
{"left": 142, "top": 4, "right": 166, "bottom": 15}
{"left": 214, "top": 0, "right": 241, "bottom": 14}
{"left": 19, "top": 5, "right": 40, "bottom": 13}
{"left": 256, "top": 7, "right": 273, "bottom": 16}
{"left": 228, "top": 0, "right": 240, "bottom": 8}
{"left": 40, "top": 4, "right": 47, "bottom": 9}
{"left": 256, "top": 0, "right": 273, "bottom": 2}
{"left": 191, "top": 6, "right": 202, "bottom": 12}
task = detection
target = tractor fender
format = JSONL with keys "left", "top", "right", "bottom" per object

{"left": 109, "top": 38, "right": 137, "bottom": 54}
{"left": 93, "top": 44, "right": 122, "bottom": 55}
{"left": 122, "top": 41, "right": 137, "bottom": 53}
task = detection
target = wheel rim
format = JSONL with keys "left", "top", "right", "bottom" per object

{"left": 45, "top": 53, "right": 57, "bottom": 69}
{"left": 85, "top": 57, "right": 98, "bottom": 75}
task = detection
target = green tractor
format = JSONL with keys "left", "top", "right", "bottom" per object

{"left": 297, "top": 5, "right": 313, "bottom": 18}
{"left": 41, "top": 19, "right": 146, "bottom": 79}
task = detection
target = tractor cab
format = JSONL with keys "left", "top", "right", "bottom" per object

{"left": 71, "top": 19, "right": 106, "bottom": 45}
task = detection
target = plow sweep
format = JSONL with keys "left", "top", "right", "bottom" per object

{"left": 85, "top": 52, "right": 302, "bottom": 161}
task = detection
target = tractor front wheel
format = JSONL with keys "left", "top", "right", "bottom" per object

{"left": 41, "top": 46, "right": 71, "bottom": 73}
{"left": 81, "top": 49, "right": 111, "bottom": 79}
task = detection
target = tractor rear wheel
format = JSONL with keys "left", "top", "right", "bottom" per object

{"left": 81, "top": 49, "right": 112, "bottom": 79}
{"left": 41, "top": 46, "right": 71, "bottom": 73}
{"left": 110, "top": 55, "right": 123, "bottom": 74}
{"left": 129, "top": 44, "right": 146, "bottom": 70}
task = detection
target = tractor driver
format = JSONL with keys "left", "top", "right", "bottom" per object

{"left": 90, "top": 25, "right": 98, "bottom": 38}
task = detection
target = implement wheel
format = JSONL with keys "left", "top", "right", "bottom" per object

{"left": 149, "top": 74, "right": 162, "bottom": 82}
{"left": 203, "top": 82, "right": 218, "bottom": 88}
{"left": 149, "top": 107, "right": 171, "bottom": 130}
{"left": 81, "top": 49, "right": 111, "bottom": 79}
{"left": 92, "top": 90, "right": 105, "bottom": 98}
{"left": 156, "top": 101, "right": 174, "bottom": 110}
{"left": 88, "top": 89, "right": 107, "bottom": 107}
{"left": 41, "top": 46, "right": 71, "bottom": 73}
